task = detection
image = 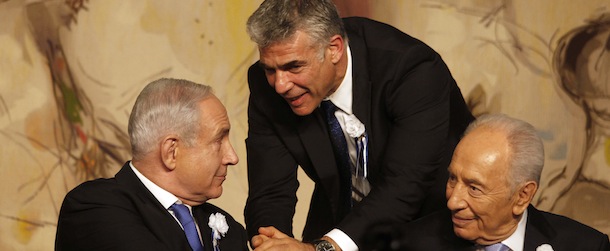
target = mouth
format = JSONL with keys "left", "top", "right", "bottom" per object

{"left": 215, "top": 176, "right": 226, "bottom": 184}
{"left": 285, "top": 93, "right": 307, "bottom": 107}
{"left": 215, "top": 172, "right": 227, "bottom": 180}
{"left": 451, "top": 214, "right": 474, "bottom": 227}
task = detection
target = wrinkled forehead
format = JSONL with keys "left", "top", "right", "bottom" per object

{"left": 452, "top": 128, "right": 511, "bottom": 174}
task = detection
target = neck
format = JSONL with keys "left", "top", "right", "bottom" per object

{"left": 330, "top": 50, "right": 349, "bottom": 95}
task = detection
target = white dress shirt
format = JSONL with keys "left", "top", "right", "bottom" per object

{"left": 323, "top": 46, "right": 360, "bottom": 251}
{"left": 502, "top": 208, "right": 528, "bottom": 251}
{"left": 130, "top": 161, "right": 203, "bottom": 242}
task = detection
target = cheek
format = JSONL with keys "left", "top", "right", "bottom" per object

{"left": 191, "top": 151, "right": 217, "bottom": 178}
{"left": 471, "top": 202, "right": 499, "bottom": 228}
{"left": 290, "top": 74, "right": 309, "bottom": 88}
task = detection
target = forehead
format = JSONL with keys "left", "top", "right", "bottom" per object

{"left": 197, "top": 96, "right": 230, "bottom": 132}
{"left": 259, "top": 31, "right": 318, "bottom": 65}
{"left": 450, "top": 127, "right": 510, "bottom": 177}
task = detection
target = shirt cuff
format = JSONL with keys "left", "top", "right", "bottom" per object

{"left": 325, "top": 228, "right": 358, "bottom": 251}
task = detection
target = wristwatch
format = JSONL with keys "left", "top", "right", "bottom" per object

{"left": 310, "top": 239, "right": 336, "bottom": 251}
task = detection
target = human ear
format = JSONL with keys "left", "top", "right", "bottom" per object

{"left": 328, "top": 34, "right": 344, "bottom": 64}
{"left": 513, "top": 181, "right": 537, "bottom": 215}
{"left": 161, "top": 137, "right": 178, "bottom": 171}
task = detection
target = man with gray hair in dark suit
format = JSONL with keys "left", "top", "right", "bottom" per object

{"left": 56, "top": 78, "right": 248, "bottom": 251}
{"left": 368, "top": 114, "right": 610, "bottom": 251}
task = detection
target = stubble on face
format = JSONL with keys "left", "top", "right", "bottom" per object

{"left": 176, "top": 96, "right": 236, "bottom": 205}
{"left": 258, "top": 31, "right": 342, "bottom": 116}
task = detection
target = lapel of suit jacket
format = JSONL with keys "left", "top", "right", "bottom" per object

{"left": 348, "top": 31, "right": 372, "bottom": 133}
{"left": 115, "top": 162, "right": 192, "bottom": 250}
{"left": 296, "top": 33, "right": 373, "bottom": 218}
{"left": 296, "top": 109, "right": 344, "bottom": 218}
{"left": 193, "top": 206, "right": 214, "bottom": 251}
{"left": 347, "top": 32, "right": 374, "bottom": 179}
{"left": 193, "top": 203, "right": 249, "bottom": 251}
{"left": 523, "top": 205, "right": 557, "bottom": 250}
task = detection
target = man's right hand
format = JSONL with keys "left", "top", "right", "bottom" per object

{"left": 251, "top": 226, "right": 316, "bottom": 251}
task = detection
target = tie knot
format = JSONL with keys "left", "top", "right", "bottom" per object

{"left": 485, "top": 243, "right": 511, "bottom": 251}
{"left": 170, "top": 203, "right": 194, "bottom": 225}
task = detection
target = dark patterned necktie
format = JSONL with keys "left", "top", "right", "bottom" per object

{"left": 321, "top": 100, "right": 360, "bottom": 207}
{"left": 170, "top": 203, "right": 204, "bottom": 251}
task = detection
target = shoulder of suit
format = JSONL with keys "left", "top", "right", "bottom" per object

{"left": 535, "top": 208, "right": 608, "bottom": 238}
{"left": 67, "top": 176, "right": 120, "bottom": 196}
{"left": 197, "top": 203, "right": 238, "bottom": 222}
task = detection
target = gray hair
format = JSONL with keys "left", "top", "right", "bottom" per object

{"left": 128, "top": 78, "right": 213, "bottom": 160}
{"left": 246, "top": 0, "right": 347, "bottom": 50}
{"left": 464, "top": 114, "right": 544, "bottom": 191}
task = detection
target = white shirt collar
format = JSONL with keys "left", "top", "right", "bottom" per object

{"left": 502, "top": 208, "right": 528, "bottom": 251}
{"left": 129, "top": 161, "right": 180, "bottom": 209}
{"left": 326, "top": 45, "right": 353, "bottom": 114}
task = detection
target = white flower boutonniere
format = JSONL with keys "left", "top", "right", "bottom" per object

{"left": 208, "top": 213, "right": 229, "bottom": 251}
{"left": 345, "top": 115, "right": 365, "bottom": 138}
{"left": 345, "top": 114, "right": 369, "bottom": 178}
{"left": 536, "top": 244, "right": 554, "bottom": 251}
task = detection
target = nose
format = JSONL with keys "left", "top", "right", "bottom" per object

{"left": 223, "top": 141, "right": 239, "bottom": 166}
{"left": 446, "top": 183, "right": 467, "bottom": 211}
{"left": 273, "top": 71, "right": 293, "bottom": 95}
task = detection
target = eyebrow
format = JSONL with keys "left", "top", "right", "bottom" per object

{"left": 464, "top": 177, "right": 484, "bottom": 187}
{"left": 217, "top": 127, "right": 230, "bottom": 139}
{"left": 448, "top": 167, "right": 487, "bottom": 189}
{"left": 467, "top": 176, "right": 492, "bottom": 193}
{"left": 259, "top": 60, "right": 304, "bottom": 71}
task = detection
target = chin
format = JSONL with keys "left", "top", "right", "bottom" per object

{"left": 208, "top": 188, "right": 223, "bottom": 200}
{"left": 453, "top": 228, "right": 477, "bottom": 242}
{"left": 291, "top": 107, "right": 315, "bottom": 116}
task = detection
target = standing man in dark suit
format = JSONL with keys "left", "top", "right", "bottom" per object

{"left": 55, "top": 78, "right": 248, "bottom": 251}
{"left": 244, "top": 0, "right": 474, "bottom": 250}
{"left": 370, "top": 114, "right": 610, "bottom": 251}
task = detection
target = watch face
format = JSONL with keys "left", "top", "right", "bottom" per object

{"left": 315, "top": 240, "right": 335, "bottom": 251}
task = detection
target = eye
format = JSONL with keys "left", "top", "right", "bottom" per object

{"left": 288, "top": 65, "right": 303, "bottom": 73}
{"left": 468, "top": 185, "right": 483, "bottom": 196}
{"left": 263, "top": 67, "right": 275, "bottom": 75}
{"left": 447, "top": 175, "right": 457, "bottom": 187}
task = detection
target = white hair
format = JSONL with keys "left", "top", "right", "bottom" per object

{"left": 464, "top": 114, "right": 544, "bottom": 190}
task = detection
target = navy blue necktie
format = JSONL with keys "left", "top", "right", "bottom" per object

{"left": 170, "top": 203, "right": 204, "bottom": 251}
{"left": 321, "top": 100, "right": 353, "bottom": 209}
{"left": 485, "top": 243, "right": 511, "bottom": 251}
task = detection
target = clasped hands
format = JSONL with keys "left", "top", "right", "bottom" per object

{"left": 251, "top": 226, "right": 340, "bottom": 251}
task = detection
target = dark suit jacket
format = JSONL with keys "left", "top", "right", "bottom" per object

{"left": 55, "top": 162, "right": 248, "bottom": 251}
{"left": 372, "top": 205, "right": 610, "bottom": 251}
{"left": 244, "top": 17, "right": 474, "bottom": 247}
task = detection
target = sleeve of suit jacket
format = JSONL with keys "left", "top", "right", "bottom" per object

{"left": 244, "top": 65, "right": 301, "bottom": 239}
